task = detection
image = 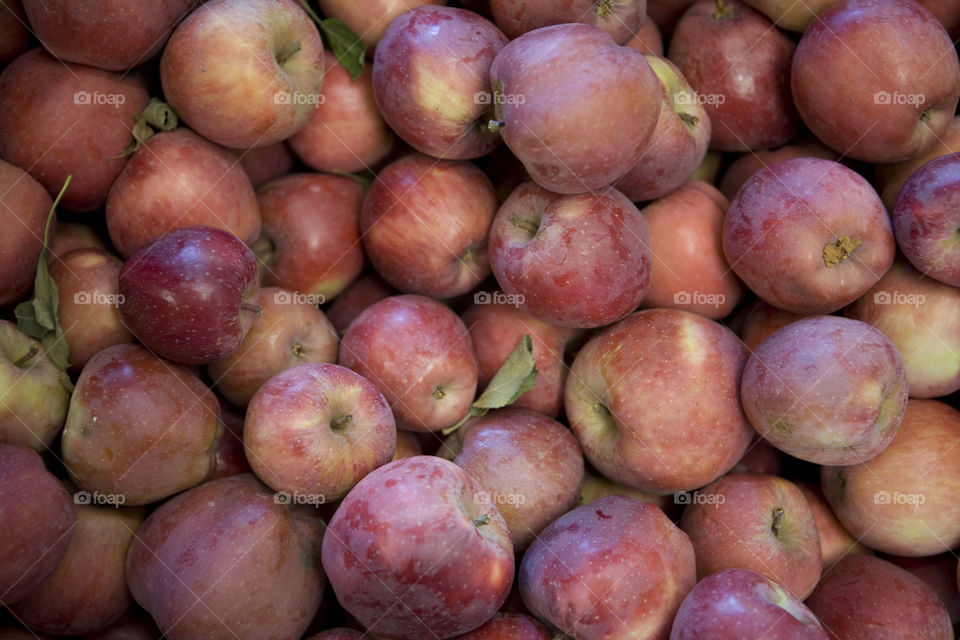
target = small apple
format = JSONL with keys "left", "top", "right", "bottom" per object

{"left": 876, "top": 115, "right": 960, "bottom": 210}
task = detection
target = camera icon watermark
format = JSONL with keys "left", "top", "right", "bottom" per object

{"left": 273, "top": 290, "right": 326, "bottom": 306}
{"left": 73, "top": 291, "right": 125, "bottom": 307}
{"left": 673, "top": 290, "right": 726, "bottom": 309}
{"left": 73, "top": 91, "right": 126, "bottom": 108}
{"left": 274, "top": 491, "right": 326, "bottom": 506}
{"left": 873, "top": 290, "right": 925, "bottom": 308}
{"left": 873, "top": 91, "right": 926, "bottom": 106}
{"left": 74, "top": 490, "right": 126, "bottom": 507}
{"left": 873, "top": 490, "right": 925, "bottom": 506}
{"left": 274, "top": 91, "right": 325, "bottom": 106}
{"left": 473, "top": 290, "right": 525, "bottom": 308}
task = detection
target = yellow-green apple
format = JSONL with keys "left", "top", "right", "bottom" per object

{"left": 0, "top": 445, "right": 75, "bottom": 606}
{"left": 668, "top": 0, "right": 798, "bottom": 151}
{"left": 519, "top": 495, "right": 695, "bottom": 640}
{"left": 438, "top": 408, "right": 584, "bottom": 548}
{"left": 450, "top": 613, "right": 550, "bottom": 639}
{"left": 796, "top": 481, "right": 871, "bottom": 570}
{"left": 49, "top": 249, "right": 133, "bottom": 371}
{"left": 127, "top": 474, "right": 325, "bottom": 640}
{"left": 106, "top": 128, "right": 261, "bottom": 258}
{"left": 321, "top": 456, "right": 514, "bottom": 639}
{"left": 257, "top": 173, "right": 364, "bottom": 302}
{"left": 160, "top": 0, "right": 324, "bottom": 149}
{"left": 792, "top": 0, "right": 960, "bottom": 163}
{"left": 49, "top": 221, "right": 108, "bottom": 263}
{"left": 638, "top": 181, "right": 744, "bottom": 318}
{"left": 566, "top": 308, "right": 753, "bottom": 494}
{"left": 372, "top": 6, "right": 506, "bottom": 160}
{"left": 361, "top": 154, "right": 497, "bottom": 298}
{"left": 679, "top": 473, "right": 821, "bottom": 598}
{"left": 232, "top": 142, "right": 295, "bottom": 189}
{"left": 742, "top": 0, "right": 839, "bottom": 31}
{"left": 669, "top": 568, "right": 829, "bottom": 640}
{"left": 490, "top": 0, "right": 646, "bottom": 43}
{"left": 0, "top": 48, "right": 148, "bottom": 211}
{"left": 315, "top": 0, "right": 446, "bottom": 48}
{"left": 625, "top": 17, "right": 664, "bottom": 55}
{"left": 845, "top": 259, "right": 960, "bottom": 397}
{"left": 21, "top": 0, "right": 194, "bottom": 70}
{"left": 325, "top": 273, "right": 396, "bottom": 335}
{"left": 821, "top": 398, "right": 960, "bottom": 556}
{"left": 489, "top": 180, "right": 652, "bottom": 328}
{"left": 881, "top": 553, "right": 960, "bottom": 624}
{"left": 805, "top": 555, "right": 952, "bottom": 639}
{"left": 0, "top": 0, "right": 31, "bottom": 64}
{"left": 489, "top": 23, "right": 661, "bottom": 193}
{"left": 339, "top": 295, "right": 478, "bottom": 432}
{"left": 718, "top": 138, "right": 839, "bottom": 201}
{"left": 61, "top": 344, "right": 221, "bottom": 506}
{"left": 244, "top": 362, "right": 397, "bottom": 502}
{"left": 289, "top": 51, "right": 393, "bottom": 174}
{"left": 613, "top": 57, "right": 712, "bottom": 201}
{"left": 722, "top": 158, "right": 895, "bottom": 314}
{"left": 0, "top": 158, "right": 51, "bottom": 306}
{"left": 729, "top": 299, "right": 805, "bottom": 352}
{"left": 0, "top": 321, "right": 71, "bottom": 451}
{"left": 208, "top": 286, "right": 338, "bottom": 407}
{"left": 119, "top": 226, "right": 261, "bottom": 365}
{"left": 876, "top": 115, "right": 960, "bottom": 211}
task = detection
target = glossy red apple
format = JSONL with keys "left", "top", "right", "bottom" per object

{"left": 0, "top": 158, "right": 51, "bottom": 306}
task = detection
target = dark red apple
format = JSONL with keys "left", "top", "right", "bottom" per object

{"left": 0, "top": 158, "right": 51, "bottom": 306}
{"left": 730, "top": 299, "right": 806, "bottom": 352}
{"left": 0, "top": 0, "right": 31, "bottom": 64}
{"left": 231, "top": 142, "right": 295, "bottom": 189}
{"left": 325, "top": 273, "right": 396, "bottom": 335}
{"left": 450, "top": 613, "right": 550, "bottom": 639}
{"left": 49, "top": 220, "right": 108, "bottom": 263}
{"left": 882, "top": 553, "right": 960, "bottom": 624}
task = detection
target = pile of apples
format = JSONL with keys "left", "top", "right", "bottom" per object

{"left": 3, "top": 0, "right": 960, "bottom": 637}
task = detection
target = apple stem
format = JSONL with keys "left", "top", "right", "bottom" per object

{"left": 250, "top": 235, "right": 275, "bottom": 272}
{"left": 277, "top": 41, "right": 302, "bottom": 66}
{"left": 433, "top": 386, "right": 447, "bottom": 401}
{"left": 13, "top": 342, "right": 39, "bottom": 368}
{"left": 678, "top": 113, "right": 699, "bottom": 127}
{"left": 823, "top": 235, "right": 863, "bottom": 267}
{"left": 330, "top": 414, "right": 352, "bottom": 430}
{"left": 487, "top": 120, "right": 505, "bottom": 134}
{"left": 473, "top": 514, "right": 490, "bottom": 527}
{"left": 770, "top": 506, "right": 785, "bottom": 537}
{"left": 509, "top": 215, "right": 539, "bottom": 237}
{"left": 241, "top": 302, "right": 263, "bottom": 315}
{"left": 714, "top": 0, "right": 732, "bottom": 18}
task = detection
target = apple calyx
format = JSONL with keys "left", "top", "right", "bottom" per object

{"left": 329, "top": 414, "right": 352, "bottom": 430}
{"left": 714, "top": 0, "right": 734, "bottom": 19}
{"left": 117, "top": 98, "right": 178, "bottom": 158}
{"left": 823, "top": 235, "right": 863, "bottom": 267}
{"left": 596, "top": 0, "right": 616, "bottom": 19}
{"left": 433, "top": 386, "right": 447, "bottom": 401}
{"left": 770, "top": 506, "right": 785, "bottom": 537}
{"left": 291, "top": 340, "right": 307, "bottom": 358}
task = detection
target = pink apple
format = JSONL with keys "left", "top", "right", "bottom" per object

{"left": 718, "top": 138, "right": 839, "bottom": 201}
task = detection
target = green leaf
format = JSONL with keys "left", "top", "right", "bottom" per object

{"left": 41, "top": 330, "right": 69, "bottom": 373}
{"left": 319, "top": 18, "right": 366, "bottom": 79}
{"left": 442, "top": 335, "right": 538, "bottom": 435}
{"left": 332, "top": 168, "right": 375, "bottom": 189}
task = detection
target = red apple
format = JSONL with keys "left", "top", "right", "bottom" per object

{"left": 729, "top": 299, "right": 806, "bottom": 352}
{"left": 882, "top": 553, "right": 960, "bottom": 624}
{"left": 718, "top": 138, "right": 839, "bottom": 201}
{"left": 450, "top": 613, "right": 550, "bottom": 639}
{"left": 0, "top": 158, "right": 51, "bottom": 306}
{"left": 231, "top": 141, "right": 295, "bottom": 188}
{"left": 625, "top": 17, "right": 664, "bottom": 55}
{"left": 647, "top": 0, "right": 697, "bottom": 34}
{"left": 315, "top": 0, "right": 447, "bottom": 48}
{"left": 729, "top": 436, "right": 783, "bottom": 476}
{"left": 576, "top": 470, "right": 673, "bottom": 511}
{"left": 325, "top": 273, "right": 396, "bottom": 335}
{"left": 796, "top": 482, "right": 871, "bottom": 570}
{"left": 490, "top": 0, "right": 646, "bottom": 44}
{"left": 0, "top": 0, "right": 31, "bottom": 64}
{"left": 391, "top": 429, "right": 422, "bottom": 461}
{"left": 742, "top": 0, "right": 840, "bottom": 31}
{"left": 211, "top": 403, "right": 251, "bottom": 480}
{"left": 49, "top": 221, "right": 108, "bottom": 263}
{"left": 876, "top": 115, "right": 960, "bottom": 210}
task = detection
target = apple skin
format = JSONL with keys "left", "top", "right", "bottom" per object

{"left": 315, "top": 0, "right": 447, "bottom": 48}
{"left": 321, "top": 456, "right": 514, "bottom": 640}
{"left": 325, "top": 273, "right": 396, "bottom": 335}
{"left": 729, "top": 437, "right": 782, "bottom": 476}
{"left": 82, "top": 610, "right": 162, "bottom": 640}
{"left": 845, "top": 259, "right": 960, "bottom": 397}
{"left": 881, "top": 553, "right": 960, "bottom": 624}
{"left": 289, "top": 51, "right": 393, "bottom": 174}
{"left": 373, "top": 6, "right": 506, "bottom": 160}
{"left": 647, "top": 0, "right": 697, "bottom": 34}
{"left": 257, "top": 173, "right": 365, "bottom": 302}
{"left": 391, "top": 429, "right": 422, "bottom": 461}
{"left": 876, "top": 115, "right": 960, "bottom": 211}
{"left": 792, "top": 0, "right": 960, "bottom": 163}
{"left": 718, "top": 138, "right": 839, "bottom": 201}
{"left": 49, "top": 221, "right": 108, "bottom": 263}
{"left": 127, "top": 474, "right": 325, "bottom": 640}
{"left": 489, "top": 180, "right": 652, "bottom": 328}
{"left": 361, "top": 154, "right": 498, "bottom": 298}
{"left": 668, "top": 0, "right": 798, "bottom": 151}
{"left": 119, "top": 226, "right": 261, "bottom": 366}
{"left": 61, "top": 343, "right": 221, "bottom": 506}
{"left": 680, "top": 473, "right": 822, "bottom": 599}
{"left": 668, "top": 568, "right": 828, "bottom": 640}
{"left": 8, "top": 503, "right": 143, "bottom": 636}
{"left": 566, "top": 308, "right": 753, "bottom": 494}
{"left": 576, "top": 470, "right": 672, "bottom": 511}
{"left": 208, "top": 286, "right": 339, "bottom": 408}
{"left": 520, "top": 495, "right": 696, "bottom": 640}
{"left": 0, "top": 445, "right": 76, "bottom": 607}
{"left": 805, "top": 555, "right": 953, "bottom": 639}
{"left": 462, "top": 298, "right": 582, "bottom": 417}
{"left": 0, "top": 0, "right": 32, "bottom": 64}
{"left": 625, "top": 17, "right": 664, "bottom": 55}
{"left": 729, "top": 300, "right": 805, "bottom": 353}
{"left": 450, "top": 613, "right": 550, "bottom": 639}
{"left": 0, "top": 320, "right": 72, "bottom": 451}
{"left": 821, "top": 398, "right": 960, "bottom": 557}
{"left": 490, "top": 0, "right": 646, "bottom": 44}
{"left": 305, "top": 631, "right": 364, "bottom": 640}
{"left": 0, "top": 158, "right": 51, "bottom": 306}
{"left": 231, "top": 142, "right": 295, "bottom": 189}
{"left": 892, "top": 152, "right": 960, "bottom": 286}
{"left": 106, "top": 128, "right": 262, "bottom": 258}
{"left": 613, "top": 56, "right": 712, "bottom": 201}
{"left": 742, "top": 0, "right": 840, "bottom": 31}
{"left": 340, "top": 295, "right": 478, "bottom": 432}
{"left": 212, "top": 403, "right": 252, "bottom": 480}
{"left": 160, "top": 0, "right": 325, "bottom": 149}
{"left": 489, "top": 23, "right": 662, "bottom": 194}
{"left": 796, "top": 482, "right": 871, "bottom": 570}
{"left": 638, "top": 181, "right": 744, "bottom": 319}
{"left": 49, "top": 248, "right": 134, "bottom": 371}
{"left": 0, "top": 48, "right": 149, "bottom": 211}
{"left": 21, "top": 0, "right": 194, "bottom": 71}
{"left": 741, "top": 315, "right": 908, "bottom": 466}
{"left": 918, "top": 0, "right": 960, "bottom": 37}
{"left": 244, "top": 362, "right": 397, "bottom": 501}
{"left": 723, "top": 157, "right": 895, "bottom": 315}
{"left": 438, "top": 408, "right": 584, "bottom": 548}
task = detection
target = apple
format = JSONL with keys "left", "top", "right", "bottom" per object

{"left": 212, "top": 402, "right": 252, "bottom": 480}
{"left": 21, "top": 0, "right": 194, "bottom": 70}
{"left": 797, "top": 482, "right": 871, "bottom": 570}
{"left": 613, "top": 56, "right": 712, "bottom": 201}
{"left": 742, "top": 0, "right": 840, "bottom": 31}
{"left": 680, "top": 473, "right": 821, "bottom": 599}
{"left": 106, "top": 128, "right": 261, "bottom": 258}
{"left": 805, "top": 555, "right": 953, "bottom": 639}
{"left": 392, "top": 429, "right": 422, "bottom": 461}
{"left": 647, "top": 0, "right": 697, "bottom": 34}
{"left": 0, "top": 320, "right": 71, "bottom": 451}
{"left": 566, "top": 308, "right": 753, "bottom": 494}
{"left": 450, "top": 613, "right": 550, "bottom": 639}
{"left": 876, "top": 115, "right": 960, "bottom": 210}
{"left": 919, "top": 0, "right": 960, "bottom": 37}
{"left": 0, "top": 48, "right": 149, "bottom": 211}
{"left": 729, "top": 436, "right": 783, "bottom": 476}
{"left": 315, "top": 0, "right": 447, "bottom": 48}
{"left": 489, "top": 23, "right": 662, "bottom": 194}
{"left": 668, "top": 568, "right": 828, "bottom": 639}
{"left": 490, "top": 0, "right": 646, "bottom": 44}
{"left": 49, "top": 221, "right": 108, "bottom": 263}
{"left": 576, "top": 470, "right": 672, "bottom": 511}
{"left": 289, "top": 50, "right": 393, "bottom": 174}
{"left": 0, "top": 445, "right": 75, "bottom": 606}
{"left": 373, "top": 6, "right": 507, "bottom": 160}
{"left": 882, "top": 553, "right": 960, "bottom": 624}
{"left": 718, "top": 138, "right": 839, "bottom": 201}
{"left": 821, "top": 398, "right": 960, "bottom": 556}
{"left": 160, "top": 0, "right": 325, "bottom": 149}
{"left": 625, "top": 17, "right": 664, "bottom": 55}
{"left": 119, "top": 226, "right": 261, "bottom": 366}
{"left": 257, "top": 173, "right": 365, "bottom": 302}
{"left": 722, "top": 157, "right": 895, "bottom": 314}
{"left": 232, "top": 142, "right": 295, "bottom": 189}
{"left": 325, "top": 273, "right": 396, "bottom": 335}
{"left": 0, "top": 158, "right": 51, "bottom": 306}
{"left": 792, "top": 0, "right": 960, "bottom": 163}
{"left": 0, "top": 0, "right": 31, "bottom": 64}
{"left": 127, "top": 474, "right": 325, "bottom": 640}
{"left": 339, "top": 295, "right": 478, "bottom": 432}
{"left": 488, "top": 180, "right": 652, "bottom": 328}
{"left": 729, "top": 299, "right": 805, "bottom": 352}
{"left": 668, "top": 0, "right": 798, "bottom": 151}
{"left": 321, "top": 456, "right": 514, "bottom": 639}
{"left": 520, "top": 495, "right": 696, "bottom": 639}
{"left": 61, "top": 343, "right": 221, "bottom": 506}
